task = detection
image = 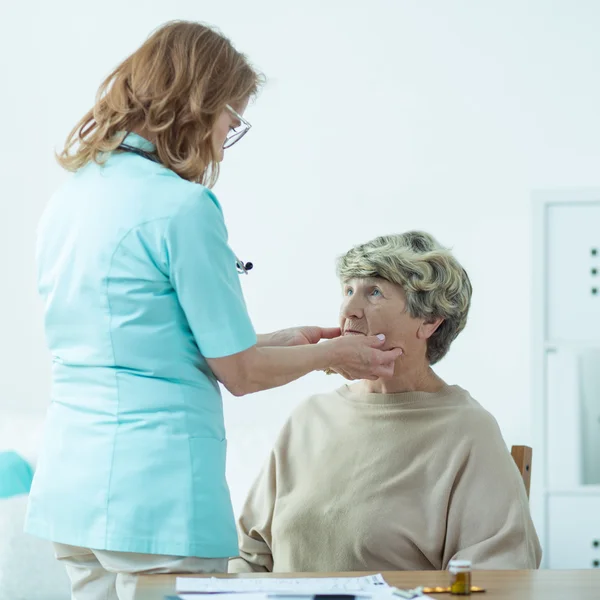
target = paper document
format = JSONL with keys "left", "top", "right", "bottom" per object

{"left": 173, "top": 595, "right": 269, "bottom": 600}
{"left": 176, "top": 573, "right": 390, "bottom": 595}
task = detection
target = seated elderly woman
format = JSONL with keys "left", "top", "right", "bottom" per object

{"left": 229, "top": 231, "right": 541, "bottom": 573}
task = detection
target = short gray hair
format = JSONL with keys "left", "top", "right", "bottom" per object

{"left": 336, "top": 231, "right": 472, "bottom": 365}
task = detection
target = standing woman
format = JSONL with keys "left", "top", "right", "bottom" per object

{"left": 25, "top": 20, "right": 401, "bottom": 600}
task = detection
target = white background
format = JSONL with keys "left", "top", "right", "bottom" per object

{"left": 2, "top": 0, "right": 600, "bottom": 522}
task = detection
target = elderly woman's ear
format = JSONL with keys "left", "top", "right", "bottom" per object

{"left": 417, "top": 317, "right": 445, "bottom": 340}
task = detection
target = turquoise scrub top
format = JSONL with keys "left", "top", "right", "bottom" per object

{"left": 25, "top": 133, "right": 256, "bottom": 557}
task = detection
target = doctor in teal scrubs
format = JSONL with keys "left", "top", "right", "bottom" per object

{"left": 25, "top": 20, "right": 402, "bottom": 600}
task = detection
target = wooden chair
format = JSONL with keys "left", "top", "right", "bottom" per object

{"left": 511, "top": 445, "right": 532, "bottom": 499}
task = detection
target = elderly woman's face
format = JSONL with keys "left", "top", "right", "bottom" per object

{"left": 339, "top": 277, "right": 426, "bottom": 356}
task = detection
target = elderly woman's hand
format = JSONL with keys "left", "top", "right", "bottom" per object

{"left": 258, "top": 327, "right": 341, "bottom": 347}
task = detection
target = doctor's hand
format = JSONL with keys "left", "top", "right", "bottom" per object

{"left": 258, "top": 326, "right": 341, "bottom": 347}
{"left": 324, "top": 334, "right": 403, "bottom": 381}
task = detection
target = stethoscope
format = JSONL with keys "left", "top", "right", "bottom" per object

{"left": 118, "top": 142, "right": 253, "bottom": 275}
{"left": 235, "top": 258, "right": 253, "bottom": 274}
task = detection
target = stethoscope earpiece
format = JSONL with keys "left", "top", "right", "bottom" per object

{"left": 236, "top": 258, "right": 253, "bottom": 274}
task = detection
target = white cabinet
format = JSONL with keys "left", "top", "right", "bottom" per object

{"left": 533, "top": 193, "right": 600, "bottom": 569}
{"left": 581, "top": 350, "right": 600, "bottom": 485}
{"left": 546, "top": 348, "right": 600, "bottom": 487}
{"left": 545, "top": 349, "right": 582, "bottom": 489}
{"left": 546, "top": 202, "right": 600, "bottom": 343}
{"left": 547, "top": 495, "right": 600, "bottom": 569}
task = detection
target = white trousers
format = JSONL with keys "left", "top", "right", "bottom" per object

{"left": 54, "top": 543, "right": 227, "bottom": 600}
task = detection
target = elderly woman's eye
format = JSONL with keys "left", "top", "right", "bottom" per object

{"left": 345, "top": 288, "right": 353, "bottom": 296}
{"left": 371, "top": 288, "right": 382, "bottom": 297}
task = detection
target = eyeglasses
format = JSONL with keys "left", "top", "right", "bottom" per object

{"left": 224, "top": 105, "right": 252, "bottom": 149}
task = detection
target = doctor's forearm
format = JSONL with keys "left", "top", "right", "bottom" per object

{"left": 234, "top": 344, "right": 330, "bottom": 395}
{"left": 248, "top": 345, "right": 331, "bottom": 391}
{"left": 207, "top": 342, "right": 333, "bottom": 397}
{"left": 208, "top": 335, "right": 392, "bottom": 397}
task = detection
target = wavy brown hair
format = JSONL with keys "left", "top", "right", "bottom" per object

{"left": 57, "top": 21, "right": 263, "bottom": 187}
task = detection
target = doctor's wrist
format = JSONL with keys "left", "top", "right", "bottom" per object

{"left": 256, "top": 333, "right": 275, "bottom": 347}
{"left": 317, "top": 338, "right": 341, "bottom": 372}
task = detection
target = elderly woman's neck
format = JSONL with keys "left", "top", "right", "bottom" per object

{"left": 361, "top": 366, "right": 446, "bottom": 395}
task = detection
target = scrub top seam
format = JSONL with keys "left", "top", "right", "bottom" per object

{"left": 102, "top": 215, "right": 172, "bottom": 544}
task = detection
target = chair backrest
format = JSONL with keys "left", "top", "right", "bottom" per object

{"left": 511, "top": 445, "right": 532, "bottom": 499}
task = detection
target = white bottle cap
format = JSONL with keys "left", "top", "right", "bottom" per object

{"left": 448, "top": 559, "right": 472, "bottom": 572}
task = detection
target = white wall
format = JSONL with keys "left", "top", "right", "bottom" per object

{"left": 2, "top": 0, "right": 600, "bottom": 519}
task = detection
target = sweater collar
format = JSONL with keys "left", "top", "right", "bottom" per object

{"left": 337, "top": 383, "right": 457, "bottom": 406}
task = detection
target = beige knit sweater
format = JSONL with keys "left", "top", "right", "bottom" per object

{"left": 229, "top": 384, "right": 541, "bottom": 573}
